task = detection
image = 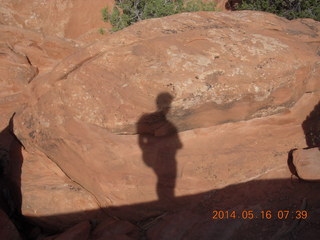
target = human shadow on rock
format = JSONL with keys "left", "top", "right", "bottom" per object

{"left": 136, "top": 92, "right": 183, "bottom": 205}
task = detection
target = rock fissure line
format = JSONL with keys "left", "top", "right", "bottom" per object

{"left": 57, "top": 51, "right": 105, "bottom": 81}
{"left": 240, "top": 165, "right": 288, "bottom": 183}
{"left": 39, "top": 150, "right": 112, "bottom": 216}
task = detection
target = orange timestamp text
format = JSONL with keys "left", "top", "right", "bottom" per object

{"left": 212, "top": 210, "right": 308, "bottom": 220}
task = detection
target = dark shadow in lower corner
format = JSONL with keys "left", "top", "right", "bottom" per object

{"left": 0, "top": 114, "right": 37, "bottom": 239}
{"left": 25, "top": 178, "right": 320, "bottom": 239}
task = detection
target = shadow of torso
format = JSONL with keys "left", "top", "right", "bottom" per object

{"left": 137, "top": 111, "right": 182, "bottom": 203}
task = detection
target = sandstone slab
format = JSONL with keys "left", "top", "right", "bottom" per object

{"left": 292, "top": 147, "right": 320, "bottom": 180}
{"left": 0, "top": 24, "right": 76, "bottom": 129}
{"left": 0, "top": 0, "right": 114, "bottom": 40}
{"left": 27, "top": 11, "right": 320, "bottom": 134}
{"left": 0, "top": 1, "right": 319, "bottom": 239}
{"left": 21, "top": 148, "right": 107, "bottom": 230}
{"left": 13, "top": 11, "right": 320, "bottom": 220}
{"left": 0, "top": 25, "right": 77, "bottom": 75}
{"left": 0, "top": 24, "right": 103, "bottom": 230}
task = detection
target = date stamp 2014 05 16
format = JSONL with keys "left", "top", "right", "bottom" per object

{"left": 212, "top": 210, "right": 308, "bottom": 220}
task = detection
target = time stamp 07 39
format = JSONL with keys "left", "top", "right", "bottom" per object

{"left": 212, "top": 210, "right": 308, "bottom": 220}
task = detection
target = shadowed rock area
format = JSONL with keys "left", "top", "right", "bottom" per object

{"left": 0, "top": 1, "right": 320, "bottom": 239}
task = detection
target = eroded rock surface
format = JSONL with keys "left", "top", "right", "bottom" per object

{"left": 21, "top": 149, "right": 107, "bottom": 230}
{"left": 0, "top": 14, "right": 105, "bottom": 232}
{"left": 0, "top": 4, "right": 319, "bottom": 239}
{"left": 25, "top": 11, "right": 320, "bottom": 134}
{"left": 0, "top": 0, "right": 114, "bottom": 41}
{"left": 0, "top": 24, "right": 77, "bottom": 129}
{"left": 12, "top": 11, "right": 320, "bottom": 219}
{"left": 292, "top": 147, "right": 320, "bottom": 180}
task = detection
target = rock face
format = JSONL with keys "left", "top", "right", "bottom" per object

{"left": 26, "top": 11, "right": 320, "bottom": 134}
{"left": 0, "top": 2, "right": 320, "bottom": 239}
{"left": 0, "top": 0, "right": 114, "bottom": 41}
{"left": 0, "top": 26, "right": 77, "bottom": 73}
{"left": 12, "top": 10, "right": 320, "bottom": 221}
{"left": 21, "top": 148, "right": 108, "bottom": 230}
{"left": 0, "top": 15, "right": 106, "bottom": 231}
{"left": 0, "top": 25, "right": 77, "bottom": 129}
{"left": 292, "top": 147, "right": 320, "bottom": 180}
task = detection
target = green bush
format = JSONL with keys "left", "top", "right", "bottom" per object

{"left": 109, "top": 6, "right": 131, "bottom": 31}
{"left": 98, "top": 28, "right": 106, "bottom": 35}
{"left": 184, "top": 0, "right": 216, "bottom": 12}
{"left": 101, "top": 7, "right": 109, "bottom": 22}
{"left": 102, "top": 0, "right": 216, "bottom": 31}
{"left": 237, "top": 0, "right": 320, "bottom": 21}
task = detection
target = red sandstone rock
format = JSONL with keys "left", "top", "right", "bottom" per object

{"left": 1, "top": 2, "right": 320, "bottom": 238}
{"left": 0, "top": 25, "right": 77, "bottom": 74}
{"left": 0, "top": 2, "right": 320, "bottom": 240}
{"left": 292, "top": 148, "right": 320, "bottom": 180}
{"left": 21, "top": 149, "right": 107, "bottom": 230}
{"left": 0, "top": 30, "right": 37, "bottom": 100}
{"left": 0, "top": 24, "right": 76, "bottom": 128}
{"left": 27, "top": 11, "right": 320, "bottom": 134}
{"left": 12, "top": 11, "right": 320, "bottom": 221}
{"left": 0, "top": 24, "right": 102, "bottom": 230}
{"left": 0, "top": 0, "right": 114, "bottom": 41}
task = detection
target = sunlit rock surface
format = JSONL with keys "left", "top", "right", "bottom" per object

{"left": 0, "top": 3, "right": 319, "bottom": 239}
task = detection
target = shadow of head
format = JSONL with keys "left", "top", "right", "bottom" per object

{"left": 156, "top": 92, "right": 173, "bottom": 115}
